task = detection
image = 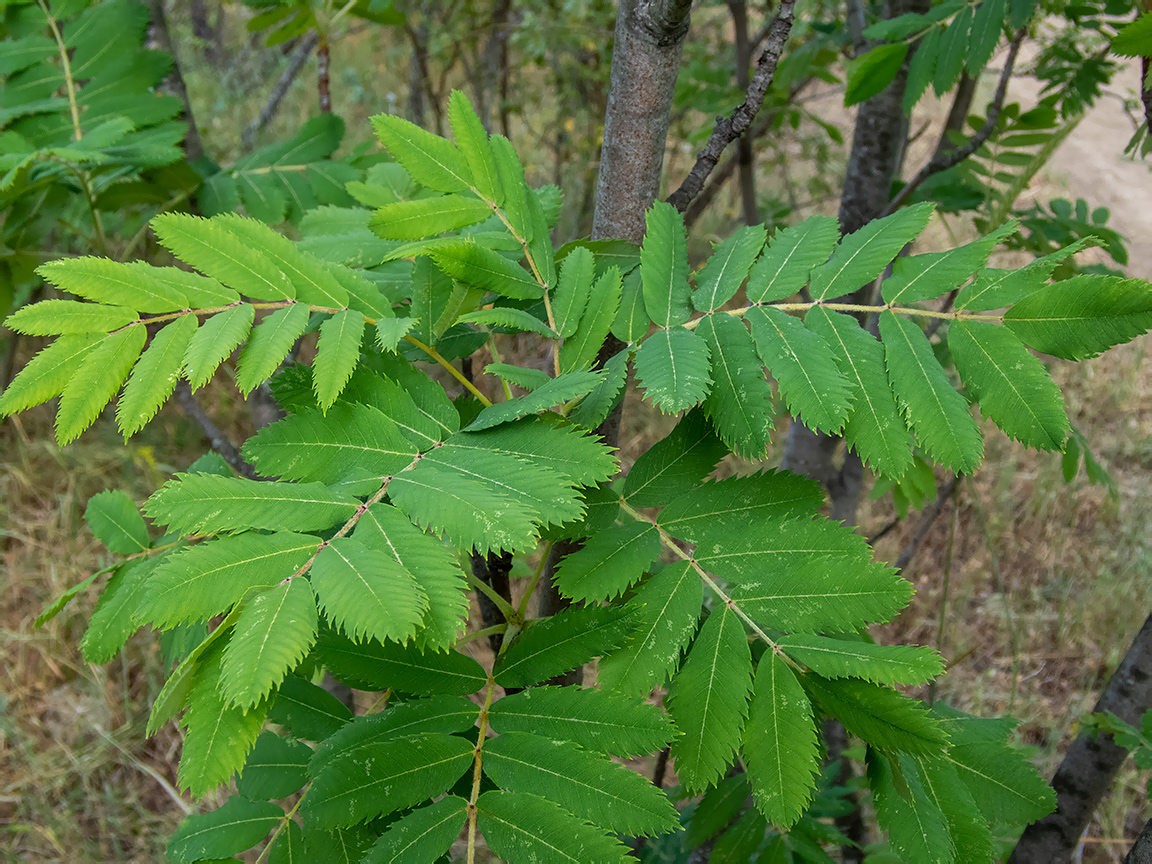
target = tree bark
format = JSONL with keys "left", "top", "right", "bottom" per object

{"left": 1127, "top": 818, "right": 1152, "bottom": 864}
{"left": 728, "top": 0, "right": 758, "bottom": 225}
{"left": 1009, "top": 614, "right": 1152, "bottom": 864}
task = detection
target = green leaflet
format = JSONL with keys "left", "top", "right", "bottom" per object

{"left": 326, "top": 262, "right": 395, "bottom": 322}
{"left": 801, "top": 675, "right": 948, "bottom": 755}
{"left": 312, "top": 309, "right": 364, "bottom": 411}
{"left": 641, "top": 201, "right": 691, "bottom": 327}
{"left": 1003, "top": 274, "right": 1152, "bottom": 359}
{"left": 214, "top": 213, "right": 348, "bottom": 307}
{"left": 482, "top": 732, "right": 679, "bottom": 836}
{"left": 237, "top": 731, "right": 311, "bottom": 800}
{"left": 560, "top": 266, "right": 623, "bottom": 371}
{"left": 311, "top": 826, "right": 375, "bottom": 864}
{"left": 685, "top": 775, "right": 751, "bottom": 849}
{"left": 808, "top": 202, "right": 934, "bottom": 300}
{"left": 354, "top": 503, "right": 468, "bottom": 650}
{"left": 658, "top": 471, "right": 823, "bottom": 544}
{"left": 371, "top": 113, "right": 474, "bottom": 194}
{"left": 487, "top": 363, "right": 555, "bottom": 392}
{"left": 147, "top": 609, "right": 241, "bottom": 737}
{"left": 362, "top": 796, "right": 469, "bottom": 864}
{"left": 315, "top": 630, "right": 486, "bottom": 695}
{"left": 525, "top": 184, "right": 557, "bottom": 289}
{"left": 868, "top": 750, "right": 955, "bottom": 864}
{"left": 742, "top": 651, "right": 820, "bottom": 828}
{"left": 477, "top": 790, "right": 633, "bottom": 864}
{"left": 166, "top": 796, "right": 283, "bottom": 864}
{"left": 668, "top": 604, "right": 753, "bottom": 792}
{"left": 944, "top": 741, "right": 1056, "bottom": 825}
{"left": 968, "top": 0, "right": 1006, "bottom": 73}
{"left": 117, "top": 314, "right": 197, "bottom": 436}
{"left": 309, "top": 697, "right": 478, "bottom": 776}
{"left": 267, "top": 819, "right": 305, "bottom": 863}
{"left": 465, "top": 368, "right": 604, "bottom": 431}
{"left": 553, "top": 244, "right": 594, "bottom": 337}
{"left": 746, "top": 215, "right": 840, "bottom": 303}
{"left": 449, "top": 90, "right": 501, "bottom": 203}
{"left": 697, "top": 313, "right": 774, "bottom": 458}
{"left": 38, "top": 256, "right": 187, "bottom": 312}
{"left": 0, "top": 332, "right": 100, "bottom": 416}
{"left": 747, "top": 305, "right": 852, "bottom": 434}
{"left": 903, "top": 26, "right": 940, "bottom": 113}
{"left": 495, "top": 604, "right": 638, "bottom": 688}
{"left": 568, "top": 348, "right": 629, "bottom": 430}
{"left": 611, "top": 268, "right": 650, "bottom": 343}
{"left": 452, "top": 418, "right": 617, "bottom": 487}
{"left": 80, "top": 557, "right": 156, "bottom": 664}
{"left": 236, "top": 303, "right": 311, "bottom": 395}
{"left": 429, "top": 238, "right": 542, "bottom": 300}
{"left": 954, "top": 239, "right": 1093, "bottom": 311}
{"left": 845, "top": 43, "right": 909, "bottom": 106}
{"left": 266, "top": 675, "right": 352, "bottom": 741}
{"left": 183, "top": 303, "right": 255, "bottom": 391}
{"left": 5, "top": 298, "right": 138, "bottom": 335}
{"left": 457, "top": 307, "right": 555, "bottom": 337}
{"left": 138, "top": 531, "right": 319, "bottom": 628}
{"left": 488, "top": 685, "right": 675, "bottom": 757}
{"left": 949, "top": 320, "right": 1069, "bottom": 450}
{"left": 779, "top": 634, "right": 944, "bottom": 686}
{"left": 242, "top": 403, "right": 418, "bottom": 485}
{"left": 219, "top": 578, "right": 318, "bottom": 709}
{"left": 879, "top": 311, "right": 984, "bottom": 474}
{"left": 598, "top": 560, "right": 702, "bottom": 695}
{"left": 311, "top": 537, "right": 427, "bottom": 645}
{"left": 341, "top": 367, "right": 449, "bottom": 451}
{"left": 623, "top": 410, "right": 726, "bottom": 508}
{"left": 933, "top": 6, "right": 971, "bottom": 96}
{"left": 711, "top": 806, "right": 769, "bottom": 861}
{"left": 882, "top": 222, "right": 1017, "bottom": 305}
{"left": 303, "top": 732, "right": 473, "bottom": 830}
{"left": 805, "top": 307, "right": 914, "bottom": 480}
{"left": 693, "top": 223, "right": 767, "bottom": 312}
{"left": 152, "top": 213, "right": 294, "bottom": 301}
{"left": 84, "top": 488, "right": 150, "bottom": 553}
{"left": 370, "top": 194, "right": 492, "bottom": 241}
{"left": 56, "top": 324, "right": 146, "bottom": 446}
{"left": 376, "top": 316, "right": 415, "bottom": 351}
{"left": 909, "top": 753, "right": 997, "bottom": 862}
{"left": 634, "top": 326, "right": 712, "bottom": 414}
{"left": 553, "top": 521, "right": 661, "bottom": 602}
{"left": 490, "top": 133, "right": 531, "bottom": 242}
{"left": 694, "top": 516, "right": 913, "bottom": 632}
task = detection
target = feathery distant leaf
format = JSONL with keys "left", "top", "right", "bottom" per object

{"left": 84, "top": 488, "right": 150, "bottom": 553}
{"left": 183, "top": 303, "right": 255, "bottom": 391}
{"left": 495, "top": 604, "right": 638, "bottom": 688}
{"left": 56, "top": 325, "right": 146, "bottom": 445}
{"left": 371, "top": 114, "right": 474, "bottom": 194}
{"left": 780, "top": 634, "right": 944, "bottom": 685}
{"left": 312, "top": 310, "right": 364, "bottom": 411}
{"left": 641, "top": 202, "right": 692, "bottom": 327}
{"left": 668, "top": 604, "right": 753, "bottom": 791}
{"left": 808, "top": 203, "right": 934, "bottom": 300}
{"left": 743, "top": 651, "right": 820, "bottom": 828}
{"left": 117, "top": 314, "right": 197, "bottom": 436}
{"left": 659, "top": 471, "right": 823, "bottom": 543}
{"left": 802, "top": 675, "right": 948, "bottom": 755}
{"left": 747, "top": 306, "right": 852, "bottom": 433}
{"left": 697, "top": 313, "right": 774, "bottom": 458}
{"left": 477, "top": 791, "right": 633, "bottom": 864}
{"left": 623, "top": 410, "right": 725, "bottom": 507}
{"left": 554, "top": 521, "right": 660, "bottom": 602}
{"left": 880, "top": 311, "right": 983, "bottom": 474}
{"left": 560, "top": 266, "right": 623, "bottom": 371}
{"left": 220, "top": 579, "right": 318, "bottom": 709}
{"left": 235, "top": 303, "right": 310, "bottom": 395}
{"left": 693, "top": 224, "right": 767, "bottom": 312}
{"left": 38, "top": 256, "right": 187, "bottom": 312}
{"left": 949, "top": 320, "right": 1069, "bottom": 450}
{"left": 634, "top": 326, "right": 712, "bottom": 414}
{"left": 363, "top": 797, "right": 469, "bottom": 864}
{"left": 315, "top": 631, "right": 486, "bottom": 696}
{"left": 0, "top": 333, "right": 100, "bottom": 416}
{"left": 488, "top": 686, "right": 675, "bottom": 757}
{"left": 747, "top": 216, "right": 840, "bottom": 304}
{"left": 7, "top": 298, "right": 138, "bottom": 335}
{"left": 465, "top": 368, "right": 604, "bottom": 431}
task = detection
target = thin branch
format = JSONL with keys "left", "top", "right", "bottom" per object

{"left": 665, "top": 0, "right": 799, "bottom": 213}
{"left": 881, "top": 29, "right": 1026, "bottom": 218}
{"left": 241, "top": 32, "right": 320, "bottom": 150}
{"left": 174, "top": 382, "right": 258, "bottom": 479}
{"left": 895, "top": 474, "right": 958, "bottom": 572}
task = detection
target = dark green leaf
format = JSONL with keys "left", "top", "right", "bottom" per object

{"left": 167, "top": 796, "right": 282, "bottom": 864}
{"left": 495, "top": 604, "right": 638, "bottom": 688}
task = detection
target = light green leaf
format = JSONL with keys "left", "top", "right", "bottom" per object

{"left": 117, "top": 314, "right": 197, "bottom": 436}
{"left": 311, "top": 537, "right": 427, "bottom": 645}
{"left": 634, "top": 326, "right": 712, "bottom": 414}
{"left": 488, "top": 686, "right": 675, "bottom": 757}
{"left": 560, "top": 266, "right": 623, "bottom": 371}
{"left": 56, "top": 325, "right": 146, "bottom": 445}
{"left": 747, "top": 305, "right": 852, "bottom": 434}
{"left": 457, "top": 307, "right": 555, "bottom": 337}
{"left": 369, "top": 194, "right": 493, "bottom": 240}
{"left": 0, "top": 333, "right": 100, "bottom": 417}
{"left": 668, "top": 605, "right": 753, "bottom": 792}
{"left": 138, "top": 532, "right": 319, "bottom": 628}
{"left": 809, "top": 203, "right": 934, "bottom": 300}
{"left": 495, "top": 604, "right": 638, "bottom": 688}
{"left": 490, "top": 133, "right": 531, "bottom": 241}
{"left": 477, "top": 790, "right": 633, "bottom": 863}
{"left": 167, "top": 796, "right": 282, "bottom": 864}
{"left": 747, "top": 215, "right": 840, "bottom": 303}
{"left": 949, "top": 320, "right": 1069, "bottom": 450}
{"left": 371, "top": 113, "right": 474, "bottom": 193}
{"left": 312, "top": 309, "right": 364, "bottom": 411}
{"left": 220, "top": 578, "right": 318, "bottom": 709}
{"left": 743, "top": 651, "right": 820, "bottom": 828}
{"left": 237, "top": 731, "right": 311, "bottom": 800}
{"left": 152, "top": 213, "right": 294, "bottom": 301}
{"left": 184, "top": 304, "right": 255, "bottom": 391}
{"left": 802, "top": 675, "right": 948, "bottom": 755}
{"left": 363, "top": 797, "right": 469, "bottom": 864}
{"left": 845, "top": 42, "right": 910, "bottom": 107}
{"left": 554, "top": 521, "right": 661, "bottom": 602}
{"left": 693, "top": 224, "right": 767, "bottom": 312}
{"left": 598, "top": 561, "right": 702, "bottom": 696}
{"left": 38, "top": 256, "right": 187, "bottom": 312}
{"left": 483, "top": 732, "right": 679, "bottom": 836}
{"left": 880, "top": 311, "right": 983, "bottom": 474}
{"left": 376, "top": 316, "right": 415, "bottom": 351}
{"left": 465, "top": 368, "right": 604, "bottom": 431}
{"left": 452, "top": 418, "right": 618, "bottom": 487}
{"left": 235, "top": 303, "right": 311, "bottom": 395}
{"left": 84, "top": 488, "right": 149, "bottom": 553}
{"left": 945, "top": 741, "right": 1056, "bottom": 825}
{"left": 1003, "top": 274, "right": 1152, "bottom": 359}
{"left": 568, "top": 348, "right": 629, "bottom": 430}
{"left": 882, "top": 223, "right": 1017, "bottom": 304}
{"left": 696, "top": 313, "right": 774, "bottom": 458}
{"left": 80, "top": 558, "right": 156, "bottom": 663}
{"left": 315, "top": 630, "right": 486, "bottom": 696}
{"left": 147, "top": 612, "right": 240, "bottom": 737}
{"left": 868, "top": 750, "right": 955, "bottom": 864}
{"left": 449, "top": 90, "right": 501, "bottom": 203}
{"left": 805, "top": 307, "right": 914, "bottom": 480}
{"left": 6, "top": 298, "right": 138, "bottom": 335}
{"left": 658, "top": 471, "right": 823, "bottom": 544}
{"left": 641, "top": 201, "right": 692, "bottom": 327}
{"left": 429, "top": 239, "right": 543, "bottom": 300}
{"left": 623, "top": 410, "right": 725, "bottom": 508}
{"left": 780, "top": 634, "right": 944, "bottom": 686}
{"left": 611, "top": 268, "right": 650, "bottom": 343}
{"left": 304, "top": 732, "right": 473, "bottom": 829}
{"left": 553, "top": 245, "right": 594, "bottom": 337}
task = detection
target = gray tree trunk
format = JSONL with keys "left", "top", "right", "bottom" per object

{"left": 727, "top": 0, "right": 758, "bottom": 226}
